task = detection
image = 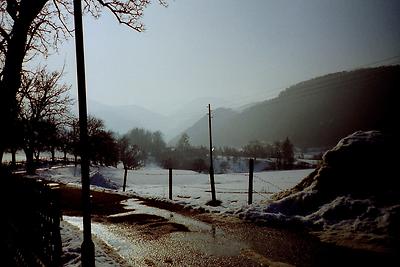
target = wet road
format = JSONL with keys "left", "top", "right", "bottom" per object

{"left": 61, "top": 187, "right": 396, "bottom": 267}
{"left": 65, "top": 198, "right": 300, "bottom": 266}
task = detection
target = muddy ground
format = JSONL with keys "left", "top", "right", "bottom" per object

{"left": 58, "top": 185, "right": 397, "bottom": 267}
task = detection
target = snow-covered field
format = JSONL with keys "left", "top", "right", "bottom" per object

{"left": 35, "top": 131, "right": 399, "bottom": 265}
{"left": 38, "top": 165, "right": 314, "bottom": 213}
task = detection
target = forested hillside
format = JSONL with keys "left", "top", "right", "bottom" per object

{"left": 174, "top": 66, "right": 399, "bottom": 149}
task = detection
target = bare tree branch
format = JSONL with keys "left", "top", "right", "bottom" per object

{"left": 52, "top": 0, "right": 74, "bottom": 36}
{"left": 96, "top": 0, "right": 151, "bottom": 31}
{"left": 0, "top": 26, "right": 10, "bottom": 42}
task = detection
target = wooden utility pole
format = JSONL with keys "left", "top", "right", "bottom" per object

{"left": 208, "top": 104, "right": 216, "bottom": 202}
{"left": 123, "top": 168, "right": 128, "bottom": 192}
{"left": 169, "top": 168, "right": 172, "bottom": 200}
{"left": 73, "top": 1, "right": 95, "bottom": 266}
{"left": 248, "top": 158, "right": 254, "bottom": 205}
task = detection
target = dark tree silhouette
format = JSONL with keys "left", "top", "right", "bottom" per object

{"left": 176, "top": 132, "right": 191, "bottom": 151}
{"left": 119, "top": 137, "right": 143, "bottom": 191}
{"left": 281, "top": 137, "right": 294, "bottom": 169}
{"left": 16, "top": 66, "right": 72, "bottom": 174}
{"left": 0, "top": 0, "right": 167, "bottom": 164}
{"left": 273, "top": 141, "right": 282, "bottom": 169}
{"left": 70, "top": 115, "right": 119, "bottom": 166}
{"left": 57, "top": 125, "right": 73, "bottom": 163}
{"left": 90, "top": 129, "right": 119, "bottom": 166}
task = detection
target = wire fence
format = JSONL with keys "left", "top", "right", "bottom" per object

{"left": 126, "top": 165, "right": 297, "bottom": 205}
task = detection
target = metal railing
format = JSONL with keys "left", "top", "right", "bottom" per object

{"left": 1, "top": 174, "right": 62, "bottom": 266}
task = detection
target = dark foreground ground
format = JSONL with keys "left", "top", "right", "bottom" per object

{"left": 59, "top": 185, "right": 398, "bottom": 267}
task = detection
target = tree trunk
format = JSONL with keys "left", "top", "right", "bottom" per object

{"left": 0, "top": 147, "right": 4, "bottom": 166}
{"left": 0, "top": 0, "right": 47, "bottom": 153}
{"left": 63, "top": 150, "right": 67, "bottom": 164}
{"left": 24, "top": 148, "right": 35, "bottom": 175}
{"left": 123, "top": 168, "right": 128, "bottom": 192}
{"left": 34, "top": 151, "right": 40, "bottom": 161}
{"left": 11, "top": 147, "right": 17, "bottom": 168}
{"left": 51, "top": 148, "right": 56, "bottom": 163}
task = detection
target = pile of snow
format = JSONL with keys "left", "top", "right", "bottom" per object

{"left": 90, "top": 171, "right": 119, "bottom": 190}
{"left": 38, "top": 166, "right": 119, "bottom": 190}
{"left": 237, "top": 131, "right": 400, "bottom": 252}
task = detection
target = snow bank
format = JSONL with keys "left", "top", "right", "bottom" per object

{"left": 90, "top": 171, "right": 119, "bottom": 190}
{"left": 39, "top": 166, "right": 119, "bottom": 190}
{"left": 237, "top": 131, "right": 400, "bottom": 252}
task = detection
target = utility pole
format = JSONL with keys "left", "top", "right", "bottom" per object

{"left": 73, "top": 1, "right": 95, "bottom": 266}
{"left": 248, "top": 158, "right": 254, "bottom": 205}
{"left": 169, "top": 168, "right": 172, "bottom": 200}
{"left": 208, "top": 104, "right": 216, "bottom": 202}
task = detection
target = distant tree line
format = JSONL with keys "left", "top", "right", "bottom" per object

{"left": 0, "top": 65, "right": 296, "bottom": 174}
{"left": 119, "top": 131, "right": 210, "bottom": 173}
{"left": 215, "top": 137, "right": 295, "bottom": 170}
{"left": 162, "top": 133, "right": 209, "bottom": 172}
{"left": 0, "top": 65, "right": 125, "bottom": 174}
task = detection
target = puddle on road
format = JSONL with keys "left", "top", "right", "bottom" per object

{"left": 63, "top": 215, "right": 146, "bottom": 260}
{"left": 119, "top": 198, "right": 250, "bottom": 256}
{"left": 64, "top": 197, "right": 250, "bottom": 264}
{"left": 118, "top": 198, "right": 213, "bottom": 232}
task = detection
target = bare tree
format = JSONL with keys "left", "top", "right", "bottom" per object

{"left": 17, "top": 66, "right": 72, "bottom": 173}
{"left": 119, "top": 136, "right": 143, "bottom": 191}
{"left": 0, "top": 0, "right": 167, "bottom": 163}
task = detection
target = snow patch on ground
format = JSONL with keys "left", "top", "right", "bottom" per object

{"left": 61, "top": 220, "right": 122, "bottom": 266}
{"left": 37, "top": 165, "right": 313, "bottom": 214}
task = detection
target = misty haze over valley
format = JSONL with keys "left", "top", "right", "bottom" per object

{"left": 1, "top": 0, "right": 399, "bottom": 266}
{"left": 85, "top": 66, "right": 398, "bottom": 151}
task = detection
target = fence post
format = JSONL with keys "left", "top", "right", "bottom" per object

{"left": 123, "top": 168, "right": 128, "bottom": 192}
{"left": 248, "top": 158, "right": 254, "bottom": 205}
{"left": 169, "top": 168, "right": 172, "bottom": 200}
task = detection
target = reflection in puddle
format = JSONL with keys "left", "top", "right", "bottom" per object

{"left": 63, "top": 215, "right": 147, "bottom": 263}
{"left": 121, "top": 199, "right": 251, "bottom": 256}
{"left": 119, "top": 198, "right": 213, "bottom": 232}
{"left": 64, "top": 197, "right": 250, "bottom": 263}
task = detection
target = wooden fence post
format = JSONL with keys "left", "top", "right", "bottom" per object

{"left": 123, "top": 168, "right": 128, "bottom": 192}
{"left": 169, "top": 168, "right": 172, "bottom": 200}
{"left": 248, "top": 158, "right": 254, "bottom": 205}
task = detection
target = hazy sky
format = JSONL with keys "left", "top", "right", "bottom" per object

{"left": 47, "top": 0, "right": 400, "bottom": 115}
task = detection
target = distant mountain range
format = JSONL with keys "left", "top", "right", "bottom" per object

{"left": 83, "top": 97, "right": 232, "bottom": 140}
{"left": 172, "top": 66, "right": 399, "bottom": 149}
{"left": 86, "top": 100, "right": 168, "bottom": 135}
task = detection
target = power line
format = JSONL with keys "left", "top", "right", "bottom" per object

{"left": 254, "top": 175, "right": 283, "bottom": 191}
